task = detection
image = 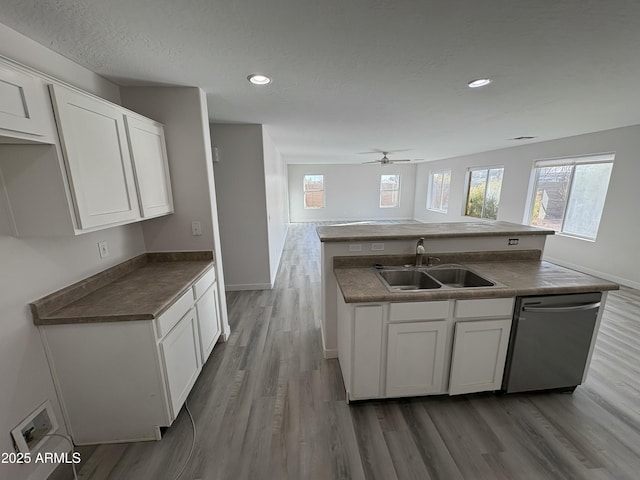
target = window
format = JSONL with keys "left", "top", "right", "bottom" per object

{"left": 380, "top": 174, "right": 400, "bottom": 208}
{"left": 303, "top": 174, "right": 324, "bottom": 209}
{"left": 529, "top": 154, "right": 614, "bottom": 240}
{"left": 427, "top": 169, "right": 451, "bottom": 212}
{"left": 465, "top": 166, "right": 504, "bottom": 220}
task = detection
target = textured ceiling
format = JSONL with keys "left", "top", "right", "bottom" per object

{"left": 1, "top": 0, "right": 640, "bottom": 164}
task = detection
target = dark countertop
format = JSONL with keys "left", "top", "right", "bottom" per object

{"left": 335, "top": 260, "right": 619, "bottom": 303}
{"left": 31, "top": 252, "right": 214, "bottom": 325}
{"left": 317, "top": 220, "right": 554, "bottom": 242}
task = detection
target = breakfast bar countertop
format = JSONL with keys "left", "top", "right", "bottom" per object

{"left": 317, "top": 220, "right": 555, "bottom": 243}
{"left": 31, "top": 252, "right": 214, "bottom": 326}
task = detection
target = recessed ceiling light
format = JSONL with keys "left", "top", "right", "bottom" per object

{"left": 247, "top": 73, "right": 272, "bottom": 85}
{"left": 468, "top": 78, "right": 492, "bottom": 88}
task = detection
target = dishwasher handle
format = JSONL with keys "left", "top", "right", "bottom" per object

{"left": 522, "top": 302, "right": 600, "bottom": 313}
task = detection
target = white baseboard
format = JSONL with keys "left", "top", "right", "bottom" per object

{"left": 225, "top": 282, "right": 273, "bottom": 291}
{"left": 324, "top": 348, "right": 338, "bottom": 359}
{"left": 544, "top": 256, "right": 639, "bottom": 290}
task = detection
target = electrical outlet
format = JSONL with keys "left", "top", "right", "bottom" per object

{"left": 191, "top": 221, "right": 202, "bottom": 236}
{"left": 349, "top": 244, "right": 362, "bottom": 252}
{"left": 508, "top": 238, "right": 519, "bottom": 246}
{"left": 98, "top": 241, "right": 109, "bottom": 259}
{"left": 371, "top": 243, "right": 385, "bottom": 251}
{"left": 11, "top": 400, "right": 58, "bottom": 454}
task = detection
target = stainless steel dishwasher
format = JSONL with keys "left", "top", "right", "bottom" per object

{"left": 502, "top": 292, "right": 602, "bottom": 393}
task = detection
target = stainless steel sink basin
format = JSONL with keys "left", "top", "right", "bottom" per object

{"left": 426, "top": 267, "right": 495, "bottom": 288}
{"left": 375, "top": 264, "right": 500, "bottom": 292}
{"left": 378, "top": 269, "right": 442, "bottom": 291}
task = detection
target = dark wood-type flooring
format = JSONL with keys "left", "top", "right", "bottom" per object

{"left": 51, "top": 223, "right": 640, "bottom": 480}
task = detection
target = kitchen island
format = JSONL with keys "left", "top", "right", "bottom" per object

{"left": 317, "top": 221, "right": 618, "bottom": 402}
{"left": 317, "top": 220, "right": 556, "bottom": 358}
{"left": 333, "top": 252, "right": 618, "bottom": 401}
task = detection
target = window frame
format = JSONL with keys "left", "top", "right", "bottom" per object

{"left": 426, "top": 169, "right": 451, "bottom": 213}
{"left": 302, "top": 174, "right": 325, "bottom": 209}
{"left": 463, "top": 165, "right": 504, "bottom": 220}
{"left": 379, "top": 173, "right": 401, "bottom": 208}
{"left": 527, "top": 153, "right": 614, "bottom": 241}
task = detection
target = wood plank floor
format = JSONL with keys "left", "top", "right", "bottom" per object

{"left": 51, "top": 223, "right": 640, "bottom": 480}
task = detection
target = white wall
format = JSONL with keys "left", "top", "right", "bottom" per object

{"left": 413, "top": 124, "right": 640, "bottom": 289}
{"left": 0, "top": 24, "right": 144, "bottom": 480}
{"left": 288, "top": 163, "right": 417, "bottom": 222}
{"left": 210, "top": 124, "right": 272, "bottom": 290}
{"left": 262, "top": 126, "right": 289, "bottom": 282}
{"left": 120, "top": 86, "right": 230, "bottom": 338}
{"left": 0, "top": 23, "right": 120, "bottom": 104}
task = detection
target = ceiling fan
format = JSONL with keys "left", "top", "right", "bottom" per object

{"left": 360, "top": 149, "right": 419, "bottom": 165}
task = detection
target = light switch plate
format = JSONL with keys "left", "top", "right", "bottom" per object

{"left": 98, "top": 241, "right": 109, "bottom": 259}
{"left": 191, "top": 221, "right": 202, "bottom": 236}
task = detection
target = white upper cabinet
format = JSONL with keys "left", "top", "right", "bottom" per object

{"left": 0, "top": 62, "right": 49, "bottom": 141}
{"left": 49, "top": 84, "right": 141, "bottom": 229}
{"left": 125, "top": 115, "right": 174, "bottom": 218}
{"left": 0, "top": 74, "right": 175, "bottom": 236}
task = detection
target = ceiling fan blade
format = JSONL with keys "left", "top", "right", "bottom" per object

{"left": 391, "top": 159, "right": 412, "bottom": 162}
{"left": 357, "top": 148, "right": 412, "bottom": 155}
{"left": 362, "top": 160, "right": 381, "bottom": 164}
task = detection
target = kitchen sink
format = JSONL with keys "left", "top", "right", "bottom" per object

{"left": 375, "top": 264, "right": 499, "bottom": 292}
{"left": 426, "top": 267, "right": 495, "bottom": 288}
{"left": 377, "top": 269, "right": 442, "bottom": 291}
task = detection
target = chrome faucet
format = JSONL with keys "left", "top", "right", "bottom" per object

{"left": 415, "top": 238, "right": 426, "bottom": 266}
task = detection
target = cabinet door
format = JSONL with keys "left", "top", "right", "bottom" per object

{"left": 49, "top": 84, "right": 140, "bottom": 229}
{"left": 159, "top": 309, "right": 201, "bottom": 419}
{"left": 0, "top": 63, "right": 46, "bottom": 137}
{"left": 386, "top": 321, "right": 447, "bottom": 397}
{"left": 449, "top": 319, "right": 511, "bottom": 395}
{"left": 352, "top": 305, "right": 384, "bottom": 399}
{"left": 195, "top": 284, "right": 221, "bottom": 364}
{"left": 125, "top": 115, "right": 174, "bottom": 218}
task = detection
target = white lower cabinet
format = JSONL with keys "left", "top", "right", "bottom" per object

{"left": 352, "top": 305, "right": 384, "bottom": 399}
{"left": 336, "top": 292, "right": 384, "bottom": 401}
{"left": 40, "top": 267, "right": 219, "bottom": 445}
{"left": 386, "top": 321, "right": 447, "bottom": 397}
{"left": 337, "top": 295, "right": 515, "bottom": 401}
{"left": 160, "top": 308, "right": 201, "bottom": 418}
{"left": 448, "top": 318, "right": 512, "bottom": 395}
{"left": 195, "top": 284, "right": 221, "bottom": 364}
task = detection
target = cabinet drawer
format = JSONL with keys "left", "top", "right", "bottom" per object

{"left": 389, "top": 301, "right": 450, "bottom": 322}
{"left": 193, "top": 268, "right": 216, "bottom": 299}
{"left": 156, "top": 290, "right": 194, "bottom": 338}
{"left": 454, "top": 298, "right": 515, "bottom": 319}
